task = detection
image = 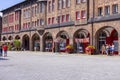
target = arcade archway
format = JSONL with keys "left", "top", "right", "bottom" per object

{"left": 2, "top": 36, "right": 7, "bottom": 41}
{"left": 43, "top": 32, "right": 53, "bottom": 52}
{"left": 73, "top": 29, "right": 90, "bottom": 53}
{"left": 32, "top": 33, "right": 40, "bottom": 51}
{"left": 55, "top": 31, "right": 70, "bottom": 52}
{"left": 15, "top": 35, "right": 20, "bottom": 40}
{"left": 8, "top": 36, "right": 13, "bottom": 41}
{"left": 95, "top": 27, "right": 118, "bottom": 54}
{"left": 22, "top": 34, "right": 30, "bottom": 50}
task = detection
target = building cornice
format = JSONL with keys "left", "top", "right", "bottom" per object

{"left": 45, "top": 21, "right": 75, "bottom": 29}
{"left": 88, "top": 14, "right": 120, "bottom": 23}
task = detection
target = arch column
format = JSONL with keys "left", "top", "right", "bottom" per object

{"left": 29, "top": 37, "right": 32, "bottom": 51}
{"left": 118, "top": 32, "right": 120, "bottom": 55}
{"left": 40, "top": 36, "right": 44, "bottom": 52}
{"left": 69, "top": 35, "right": 73, "bottom": 45}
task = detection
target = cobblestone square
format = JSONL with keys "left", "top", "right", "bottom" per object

{"left": 0, "top": 51, "right": 120, "bottom": 80}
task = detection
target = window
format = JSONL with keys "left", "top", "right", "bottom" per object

{"left": 66, "top": 0, "right": 70, "bottom": 7}
{"left": 32, "top": 21, "right": 35, "bottom": 27}
{"left": 25, "top": 9, "right": 28, "bottom": 18}
{"left": 48, "top": 18, "right": 51, "bottom": 24}
{"left": 62, "top": 15, "right": 65, "bottom": 22}
{"left": 52, "top": 0, "right": 55, "bottom": 11}
{"left": 52, "top": 17, "right": 55, "bottom": 24}
{"left": 15, "top": 25, "right": 19, "bottom": 30}
{"left": 48, "top": 1, "right": 52, "bottom": 12}
{"left": 98, "top": 7, "right": 103, "bottom": 16}
{"left": 35, "top": 21, "right": 37, "bottom": 27}
{"left": 35, "top": 6, "right": 37, "bottom": 16}
{"left": 8, "top": 14, "right": 14, "bottom": 23}
{"left": 32, "top": 7, "right": 34, "bottom": 17}
{"left": 105, "top": 6, "right": 110, "bottom": 15}
{"left": 40, "top": 19, "right": 44, "bottom": 25}
{"left": 58, "top": 0, "right": 62, "bottom": 10}
{"left": 28, "top": 9, "right": 30, "bottom": 18}
{"left": 112, "top": 4, "right": 118, "bottom": 14}
{"left": 8, "top": 15, "right": 11, "bottom": 23}
{"left": 15, "top": 11, "right": 19, "bottom": 20}
{"left": 23, "top": 23, "right": 25, "bottom": 29}
{"left": 66, "top": 14, "right": 70, "bottom": 22}
{"left": 15, "top": 25, "right": 17, "bottom": 30}
{"left": 57, "top": 16, "right": 61, "bottom": 23}
{"left": 76, "top": 11, "right": 80, "bottom": 20}
{"left": 23, "top": 10, "right": 25, "bottom": 18}
{"left": 81, "top": 0, "right": 86, "bottom": 3}
{"left": 62, "top": 0, "right": 66, "bottom": 8}
{"left": 12, "top": 14, "right": 14, "bottom": 22}
{"left": 37, "top": 19, "right": 39, "bottom": 26}
{"left": 28, "top": 22, "right": 30, "bottom": 28}
{"left": 32, "top": 22, "right": 33, "bottom": 27}
{"left": 40, "top": 3, "right": 45, "bottom": 13}
{"left": 26, "top": 23, "right": 28, "bottom": 29}
{"left": 17, "top": 25, "right": 19, "bottom": 30}
{"left": 42, "top": 3, "right": 45, "bottom": 13}
{"left": 76, "top": 0, "right": 80, "bottom": 4}
{"left": 81, "top": 10, "right": 86, "bottom": 19}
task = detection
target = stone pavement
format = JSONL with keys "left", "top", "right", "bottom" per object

{"left": 0, "top": 51, "right": 120, "bottom": 80}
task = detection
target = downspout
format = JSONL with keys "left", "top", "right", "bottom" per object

{"left": 30, "top": 0, "right": 32, "bottom": 51}
{"left": 92, "top": 0, "right": 95, "bottom": 45}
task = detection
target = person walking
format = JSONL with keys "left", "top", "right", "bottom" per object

{"left": 110, "top": 43, "right": 115, "bottom": 55}
{"left": 101, "top": 44, "right": 106, "bottom": 55}
{"left": 105, "top": 44, "right": 109, "bottom": 55}
{"left": 2, "top": 44, "right": 8, "bottom": 57}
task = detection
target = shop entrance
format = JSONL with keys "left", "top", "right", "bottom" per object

{"left": 22, "top": 35, "right": 30, "bottom": 50}
{"left": 43, "top": 33, "right": 53, "bottom": 52}
{"left": 74, "top": 29, "right": 90, "bottom": 53}
{"left": 96, "top": 28, "right": 118, "bottom": 54}
{"left": 55, "top": 31, "right": 69, "bottom": 52}
{"left": 32, "top": 33, "right": 40, "bottom": 51}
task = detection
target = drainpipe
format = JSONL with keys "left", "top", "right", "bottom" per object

{"left": 30, "top": 0, "right": 32, "bottom": 51}
{"left": 91, "top": 0, "right": 95, "bottom": 46}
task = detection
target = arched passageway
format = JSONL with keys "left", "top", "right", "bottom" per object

{"left": 95, "top": 27, "right": 118, "bottom": 55}
{"left": 15, "top": 35, "right": 20, "bottom": 40}
{"left": 32, "top": 33, "right": 40, "bottom": 51}
{"left": 73, "top": 29, "right": 90, "bottom": 53}
{"left": 8, "top": 36, "right": 13, "bottom": 40}
{"left": 43, "top": 32, "right": 53, "bottom": 52}
{"left": 55, "top": 31, "right": 70, "bottom": 52}
{"left": 22, "top": 34, "right": 30, "bottom": 50}
{"left": 2, "top": 36, "right": 7, "bottom": 41}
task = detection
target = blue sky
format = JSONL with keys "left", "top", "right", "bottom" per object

{"left": 0, "top": 0, "right": 24, "bottom": 11}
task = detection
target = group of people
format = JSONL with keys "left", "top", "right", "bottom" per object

{"left": 0, "top": 44, "right": 8, "bottom": 57}
{"left": 101, "top": 43, "right": 114, "bottom": 55}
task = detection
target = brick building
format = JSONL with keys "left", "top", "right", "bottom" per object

{"left": 1, "top": 0, "right": 120, "bottom": 54}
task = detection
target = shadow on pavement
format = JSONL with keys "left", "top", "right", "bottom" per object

{"left": 0, "top": 57, "right": 9, "bottom": 60}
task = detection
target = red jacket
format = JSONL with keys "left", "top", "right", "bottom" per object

{"left": 3, "top": 45, "right": 8, "bottom": 51}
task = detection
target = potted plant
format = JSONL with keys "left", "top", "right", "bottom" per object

{"left": 66, "top": 45, "right": 74, "bottom": 53}
{"left": 13, "top": 39, "right": 21, "bottom": 51}
{"left": 85, "top": 45, "right": 95, "bottom": 55}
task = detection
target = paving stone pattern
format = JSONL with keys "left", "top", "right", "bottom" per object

{"left": 0, "top": 51, "right": 120, "bottom": 80}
